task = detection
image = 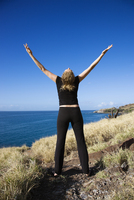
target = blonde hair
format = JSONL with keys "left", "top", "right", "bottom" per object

{"left": 61, "top": 70, "right": 75, "bottom": 91}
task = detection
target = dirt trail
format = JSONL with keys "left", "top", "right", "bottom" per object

{"left": 29, "top": 138, "right": 134, "bottom": 200}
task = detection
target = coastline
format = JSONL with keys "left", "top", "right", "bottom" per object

{"left": 0, "top": 110, "right": 109, "bottom": 148}
{"left": 93, "top": 103, "right": 134, "bottom": 114}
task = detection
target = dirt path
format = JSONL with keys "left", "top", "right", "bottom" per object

{"left": 29, "top": 138, "right": 134, "bottom": 200}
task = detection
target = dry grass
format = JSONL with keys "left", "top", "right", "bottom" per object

{"left": 0, "top": 146, "right": 43, "bottom": 200}
{"left": 0, "top": 111, "right": 134, "bottom": 199}
{"left": 32, "top": 111, "right": 134, "bottom": 162}
{"left": 32, "top": 135, "right": 57, "bottom": 163}
{"left": 103, "top": 148, "right": 134, "bottom": 169}
{"left": 109, "top": 175, "right": 134, "bottom": 200}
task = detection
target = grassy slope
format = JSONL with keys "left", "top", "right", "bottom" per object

{"left": 0, "top": 111, "right": 134, "bottom": 200}
{"left": 32, "top": 111, "right": 134, "bottom": 161}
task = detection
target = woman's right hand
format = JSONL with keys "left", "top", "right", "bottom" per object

{"left": 23, "top": 43, "right": 33, "bottom": 55}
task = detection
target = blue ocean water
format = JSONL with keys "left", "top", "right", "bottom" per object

{"left": 0, "top": 111, "right": 109, "bottom": 148}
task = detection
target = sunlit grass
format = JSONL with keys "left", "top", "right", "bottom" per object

{"left": 103, "top": 148, "right": 134, "bottom": 169}
{"left": 32, "top": 111, "right": 134, "bottom": 163}
{"left": 109, "top": 176, "right": 134, "bottom": 200}
{"left": 0, "top": 146, "right": 43, "bottom": 200}
{"left": 0, "top": 111, "right": 134, "bottom": 199}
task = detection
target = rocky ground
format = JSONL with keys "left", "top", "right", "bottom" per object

{"left": 29, "top": 138, "right": 134, "bottom": 200}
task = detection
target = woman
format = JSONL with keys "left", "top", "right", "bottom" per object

{"left": 24, "top": 43, "right": 113, "bottom": 176}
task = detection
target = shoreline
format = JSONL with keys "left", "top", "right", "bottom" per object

{"left": 0, "top": 110, "right": 109, "bottom": 149}
{"left": 0, "top": 115, "right": 106, "bottom": 149}
{"left": 1, "top": 110, "right": 133, "bottom": 151}
{"left": 93, "top": 103, "right": 134, "bottom": 114}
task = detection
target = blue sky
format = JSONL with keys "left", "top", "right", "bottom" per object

{"left": 0, "top": 0, "right": 134, "bottom": 111}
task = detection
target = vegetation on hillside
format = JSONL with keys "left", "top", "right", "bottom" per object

{"left": 94, "top": 103, "right": 134, "bottom": 114}
{"left": 0, "top": 111, "right": 134, "bottom": 200}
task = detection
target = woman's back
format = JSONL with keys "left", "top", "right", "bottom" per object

{"left": 56, "top": 76, "right": 79, "bottom": 106}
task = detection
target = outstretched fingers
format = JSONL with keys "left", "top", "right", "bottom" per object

{"left": 23, "top": 43, "right": 28, "bottom": 49}
{"left": 23, "top": 43, "right": 32, "bottom": 55}
{"left": 107, "top": 44, "right": 113, "bottom": 50}
{"left": 102, "top": 44, "right": 113, "bottom": 55}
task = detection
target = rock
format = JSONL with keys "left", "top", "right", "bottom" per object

{"left": 80, "top": 192, "right": 88, "bottom": 199}
{"left": 66, "top": 189, "right": 72, "bottom": 195}
{"left": 121, "top": 162, "right": 129, "bottom": 171}
{"left": 89, "top": 151, "right": 104, "bottom": 163}
{"left": 83, "top": 180, "right": 93, "bottom": 187}
{"left": 88, "top": 138, "right": 134, "bottom": 164}
{"left": 129, "top": 143, "right": 134, "bottom": 151}
{"left": 87, "top": 194, "right": 93, "bottom": 199}
{"left": 93, "top": 189, "right": 98, "bottom": 195}
{"left": 103, "top": 144, "right": 119, "bottom": 152}
{"left": 119, "top": 138, "right": 134, "bottom": 150}
{"left": 107, "top": 166, "right": 121, "bottom": 174}
{"left": 93, "top": 109, "right": 106, "bottom": 113}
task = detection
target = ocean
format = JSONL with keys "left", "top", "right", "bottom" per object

{"left": 0, "top": 111, "right": 109, "bottom": 148}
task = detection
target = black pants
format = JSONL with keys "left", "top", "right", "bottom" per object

{"left": 55, "top": 107, "right": 89, "bottom": 174}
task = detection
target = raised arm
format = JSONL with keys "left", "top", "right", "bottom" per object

{"left": 78, "top": 45, "right": 113, "bottom": 82}
{"left": 24, "top": 43, "right": 57, "bottom": 82}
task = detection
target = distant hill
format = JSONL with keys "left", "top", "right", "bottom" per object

{"left": 94, "top": 103, "right": 134, "bottom": 114}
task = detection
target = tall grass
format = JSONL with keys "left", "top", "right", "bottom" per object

{"left": 32, "top": 111, "right": 134, "bottom": 162}
{"left": 0, "top": 111, "right": 134, "bottom": 199}
{"left": 0, "top": 146, "right": 43, "bottom": 200}
{"left": 103, "top": 148, "right": 134, "bottom": 169}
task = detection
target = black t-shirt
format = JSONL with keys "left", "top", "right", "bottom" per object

{"left": 56, "top": 76, "right": 79, "bottom": 105}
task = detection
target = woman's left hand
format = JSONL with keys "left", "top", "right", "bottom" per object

{"left": 102, "top": 44, "right": 113, "bottom": 55}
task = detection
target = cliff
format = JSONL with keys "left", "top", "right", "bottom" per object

{"left": 94, "top": 103, "right": 134, "bottom": 114}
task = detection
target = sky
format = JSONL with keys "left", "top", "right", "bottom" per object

{"left": 0, "top": 0, "right": 134, "bottom": 111}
